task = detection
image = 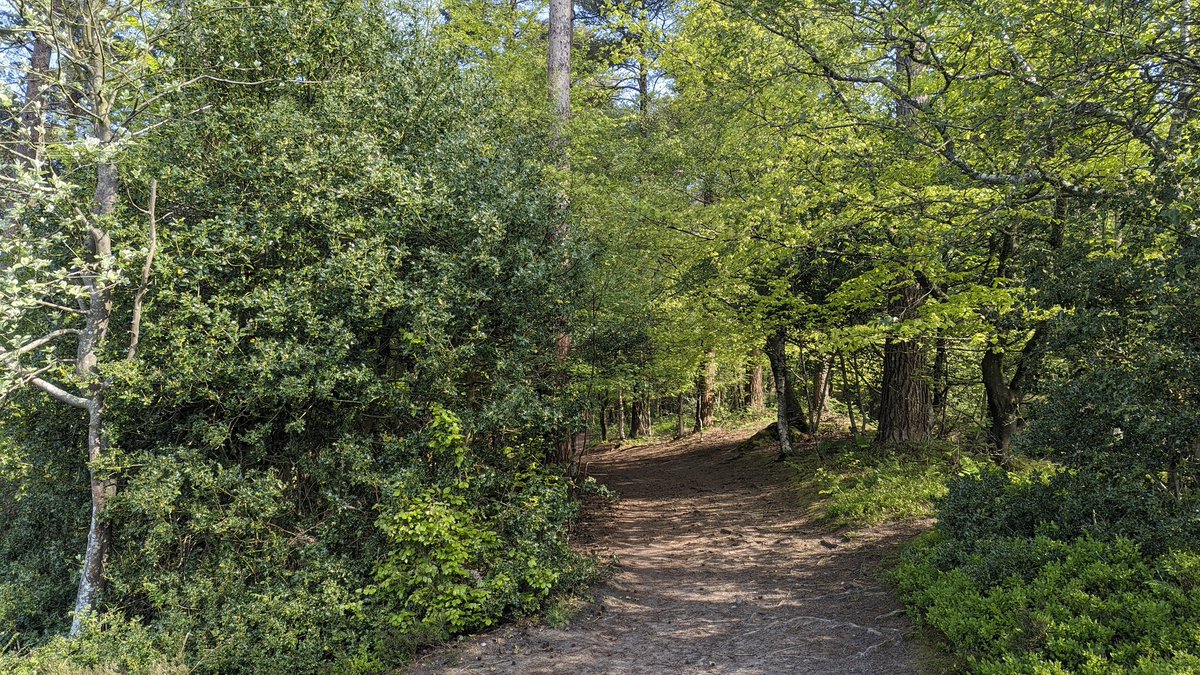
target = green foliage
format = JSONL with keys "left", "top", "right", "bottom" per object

{"left": 798, "top": 442, "right": 958, "bottom": 527}
{"left": 0, "top": 403, "right": 86, "bottom": 647}
{"left": 0, "top": 0, "right": 590, "bottom": 671}
{"left": 897, "top": 533, "right": 1200, "bottom": 674}
{"left": 0, "top": 614, "right": 184, "bottom": 674}
{"left": 896, "top": 468, "right": 1200, "bottom": 672}
{"left": 938, "top": 469, "right": 1200, "bottom": 558}
{"left": 370, "top": 408, "right": 585, "bottom": 642}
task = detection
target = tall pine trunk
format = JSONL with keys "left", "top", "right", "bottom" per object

{"left": 548, "top": 0, "right": 572, "bottom": 134}
{"left": 16, "top": 32, "right": 51, "bottom": 169}
{"left": 5, "top": 28, "right": 51, "bottom": 241}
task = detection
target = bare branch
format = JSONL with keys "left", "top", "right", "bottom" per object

{"left": 127, "top": 179, "right": 156, "bottom": 361}
{"left": 28, "top": 375, "right": 89, "bottom": 409}
{"left": 0, "top": 328, "right": 81, "bottom": 363}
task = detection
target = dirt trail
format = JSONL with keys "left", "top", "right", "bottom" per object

{"left": 407, "top": 427, "right": 928, "bottom": 674}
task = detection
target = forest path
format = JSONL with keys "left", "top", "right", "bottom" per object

{"left": 406, "top": 427, "right": 928, "bottom": 674}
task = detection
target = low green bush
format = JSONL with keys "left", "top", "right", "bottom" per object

{"left": 0, "top": 613, "right": 185, "bottom": 674}
{"left": 370, "top": 407, "right": 587, "bottom": 644}
{"left": 938, "top": 467, "right": 1199, "bottom": 558}
{"left": 895, "top": 469, "right": 1200, "bottom": 673}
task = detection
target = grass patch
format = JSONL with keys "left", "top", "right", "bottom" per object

{"left": 541, "top": 593, "right": 591, "bottom": 629}
{"left": 790, "top": 438, "right": 972, "bottom": 528}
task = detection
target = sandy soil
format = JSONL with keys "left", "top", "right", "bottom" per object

{"left": 406, "top": 427, "right": 932, "bottom": 674}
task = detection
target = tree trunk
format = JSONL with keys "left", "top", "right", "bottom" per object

{"left": 676, "top": 394, "right": 686, "bottom": 437}
{"left": 640, "top": 395, "right": 651, "bottom": 436}
{"left": 629, "top": 398, "right": 644, "bottom": 438}
{"left": 71, "top": 81, "right": 118, "bottom": 636}
{"left": 693, "top": 349, "right": 716, "bottom": 432}
{"left": 850, "top": 353, "right": 870, "bottom": 429}
{"left": 599, "top": 401, "right": 609, "bottom": 441}
{"left": 72, "top": 397, "right": 115, "bottom": 636}
{"left": 16, "top": 32, "right": 51, "bottom": 169}
{"left": 981, "top": 326, "right": 1045, "bottom": 461}
{"left": 981, "top": 348, "right": 1017, "bottom": 458}
{"left": 875, "top": 277, "right": 931, "bottom": 447}
{"left": 618, "top": 390, "right": 626, "bottom": 440}
{"left": 842, "top": 354, "right": 859, "bottom": 441}
{"left": 932, "top": 334, "right": 949, "bottom": 437}
{"left": 766, "top": 334, "right": 808, "bottom": 432}
{"left": 548, "top": 0, "right": 572, "bottom": 133}
{"left": 747, "top": 353, "right": 765, "bottom": 411}
{"left": 637, "top": 43, "right": 649, "bottom": 118}
{"left": 767, "top": 328, "right": 793, "bottom": 458}
{"left": 874, "top": 18, "right": 932, "bottom": 449}
{"left": 809, "top": 356, "right": 833, "bottom": 433}
{"left": 547, "top": 0, "right": 573, "bottom": 461}
{"left": 786, "top": 367, "right": 806, "bottom": 430}
{"left": 5, "top": 31, "right": 52, "bottom": 242}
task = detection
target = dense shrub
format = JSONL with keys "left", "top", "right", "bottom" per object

{"left": 896, "top": 469, "right": 1200, "bottom": 673}
{"left": 0, "top": 1, "right": 590, "bottom": 671}
{"left": 938, "top": 468, "right": 1200, "bottom": 558}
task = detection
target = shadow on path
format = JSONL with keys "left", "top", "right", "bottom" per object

{"left": 406, "top": 427, "right": 930, "bottom": 674}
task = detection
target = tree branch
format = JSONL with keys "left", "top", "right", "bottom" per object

{"left": 28, "top": 375, "right": 89, "bottom": 409}
{"left": 0, "top": 328, "right": 81, "bottom": 363}
{"left": 127, "top": 179, "right": 156, "bottom": 361}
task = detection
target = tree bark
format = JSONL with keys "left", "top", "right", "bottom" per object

{"left": 548, "top": 0, "right": 572, "bottom": 133}
{"left": 618, "top": 390, "right": 626, "bottom": 440}
{"left": 766, "top": 333, "right": 808, "bottom": 432}
{"left": 981, "top": 348, "right": 1017, "bottom": 458}
{"left": 874, "top": 16, "right": 933, "bottom": 449}
{"left": 747, "top": 352, "right": 765, "bottom": 411}
{"left": 809, "top": 356, "right": 833, "bottom": 433}
{"left": 4, "top": 29, "right": 52, "bottom": 242}
{"left": 547, "top": 0, "right": 573, "bottom": 463}
{"left": 981, "top": 327, "right": 1044, "bottom": 459}
{"left": 767, "top": 328, "right": 793, "bottom": 458}
{"left": 932, "top": 333, "right": 949, "bottom": 437}
{"left": 693, "top": 349, "right": 716, "bottom": 432}
{"left": 842, "top": 354, "right": 859, "bottom": 441}
{"left": 71, "top": 67, "right": 118, "bottom": 636}
{"left": 640, "top": 395, "right": 651, "bottom": 435}
{"left": 629, "top": 397, "right": 644, "bottom": 438}
{"left": 15, "top": 32, "right": 51, "bottom": 170}
{"left": 676, "top": 393, "right": 686, "bottom": 437}
{"left": 599, "top": 400, "right": 609, "bottom": 441}
{"left": 875, "top": 280, "right": 931, "bottom": 447}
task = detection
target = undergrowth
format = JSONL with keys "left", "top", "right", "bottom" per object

{"left": 894, "top": 467, "right": 1200, "bottom": 673}
{"left": 790, "top": 437, "right": 969, "bottom": 528}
